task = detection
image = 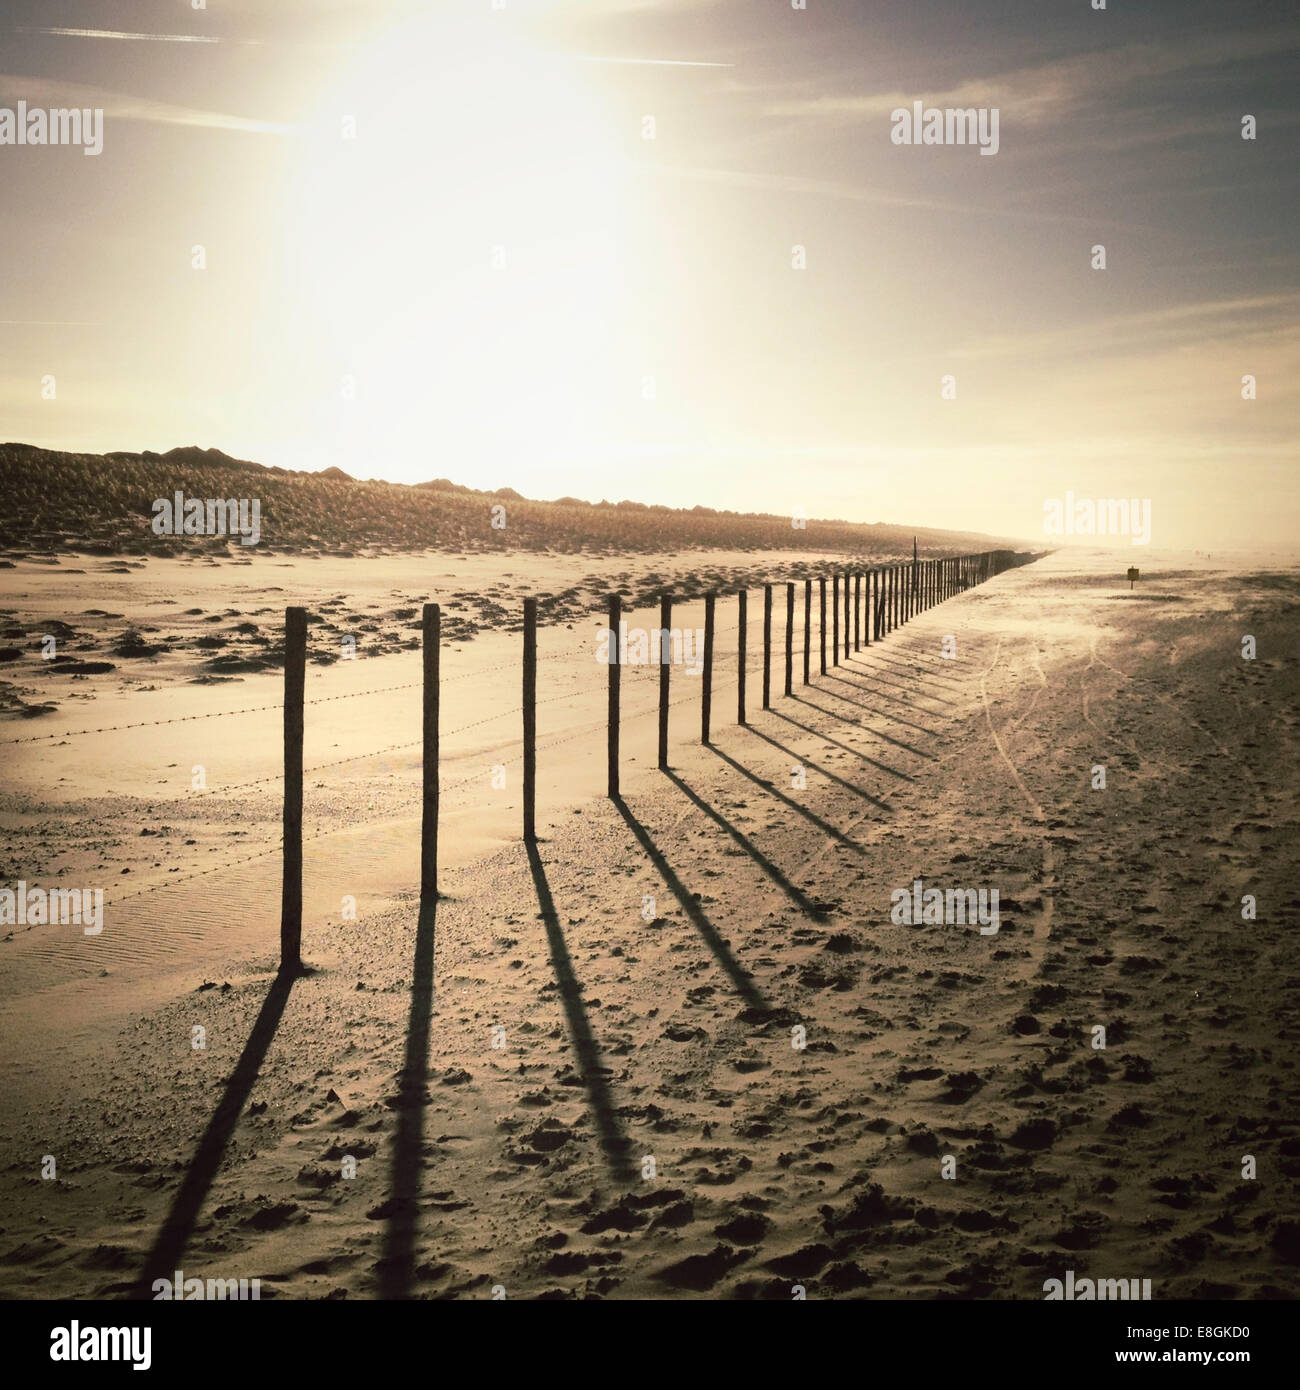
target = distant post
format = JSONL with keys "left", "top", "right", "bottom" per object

{"left": 607, "top": 596, "right": 621, "bottom": 798}
{"left": 658, "top": 595, "right": 671, "bottom": 770}
{"left": 280, "top": 606, "right": 306, "bottom": 974}
{"left": 421, "top": 603, "right": 440, "bottom": 906}
{"left": 844, "top": 571, "right": 851, "bottom": 660}
{"left": 832, "top": 573, "right": 840, "bottom": 667}
{"left": 523, "top": 597, "right": 537, "bottom": 842}
{"left": 819, "top": 577, "right": 827, "bottom": 675}
{"left": 784, "top": 582, "right": 794, "bottom": 696}
{"left": 702, "top": 594, "right": 715, "bottom": 744}
{"left": 737, "top": 590, "right": 747, "bottom": 725}
{"left": 762, "top": 584, "right": 772, "bottom": 710}
{"left": 854, "top": 572, "right": 861, "bottom": 651}
{"left": 803, "top": 579, "right": 811, "bottom": 685}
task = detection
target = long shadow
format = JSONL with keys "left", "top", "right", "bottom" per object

{"left": 818, "top": 672, "right": 944, "bottom": 738}
{"left": 853, "top": 649, "right": 957, "bottom": 689}
{"left": 662, "top": 769, "right": 831, "bottom": 921}
{"left": 778, "top": 702, "right": 922, "bottom": 776}
{"left": 830, "top": 665, "right": 944, "bottom": 717}
{"left": 793, "top": 688, "right": 936, "bottom": 760}
{"left": 841, "top": 660, "right": 957, "bottom": 707}
{"left": 133, "top": 965, "right": 298, "bottom": 1299}
{"left": 526, "top": 841, "right": 635, "bottom": 1182}
{"left": 707, "top": 744, "right": 870, "bottom": 856}
{"left": 743, "top": 724, "right": 892, "bottom": 808}
{"left": 377, "top": 896, "right": 436, "bottom": 1299}
{"left": 841, "top": 648, "right": 957, "bottom": 693}
{"left": 612, "top": 796, "right": 766, "bottom": 1007}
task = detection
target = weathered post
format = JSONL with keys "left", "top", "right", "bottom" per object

{"left": 421, "top": 603, "right": 440, "bottom": 906}
{"left": 762, "top": 584, "right": 772, "bottom": 710}
{"left": 608, "top": 595, "right": 620, "bottom": 798}
{"left": 819, "top": 577, "right": 827, "bottom": 674}
{"left": 280, "top": 606, "right": 306, "bottom": 974}
{"left": 803, "top": 579, "right": 811, "bottom": 685}
{"left": 785, "top": 581, "right": 794, "bottom": 696}
{"left": 854, "top": 571, "right": 861, "bottom": 650}
{"left": 832, "top": 573, "right": 840, "bottom": 667}
{"left": 658, "top": 595, "right": 671, "bottom": 770}
{"left": 844, "top": 571, "right": 851, "bottom": 660}
{"left": 737, "top": 589, "right": 747, "bottom": 725}
{"left": 523, "top": 597, "right": 537, "bottom": 841}
{"left": 702, "top": 594, "right": 715, "bottom": 744}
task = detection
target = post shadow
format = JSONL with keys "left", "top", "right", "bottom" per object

{"left": 376, "top": 895, "right": 437, "bottom": 1300}
{"left": 774, "top": 704, "right": 919, "bottom": 780}
{"left": 818, "top": 672, "right": 944, "bottom": 737}
{"left": 841, "top": 656, "right": 957, "bottom": 707}
{"left": 742, "top": 723, "right": 891, "bottom": 809}
{"left": 706, "top": 743, "right": 869, "bottom": 857}
{"left": 526, "top": 841, "right": 635, "bottom": 1182}
{"left": 662, "top": 769, "right": 831, "bottom": 921}
{"left": 612, "top": 796, "right": 766, "bottom": 1008}
{"left": 853, "top": 647, "right": 957, "bottom": 689}
{"left": 791, "top": 686, "right": 936, "bottom": 761}
{"left": 133, "top": 964, "right": 300, "bottom": 1299}
{"left": 832, "top": 660, "right": 955, "bottom": 719}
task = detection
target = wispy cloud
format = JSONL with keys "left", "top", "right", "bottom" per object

{"left": 15, "top": 27, "right": 226, "bottom": 45}
{"left": 569, "top": 54, "right": 732, "bottom": 68}
{"left": 0, "top": 74, "right": 300, "bottom": 135}
{"left": 763, "top": 27, "right": 1300, "bottom": 128}
{"left": 633, "top": 161, "right": 1136, "bottom": 227}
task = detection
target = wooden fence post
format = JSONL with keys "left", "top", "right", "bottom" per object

{"left": 762, "top": 584, "right": 772, "bottom": 710}
{"left": 658, "top": 595, "right": 671, "bottom": 770}
{"left": 702, "top": 594, "right": 715, "bottom": 744}
{"left": 421, "top": 603, "right": 439, "bottom": 906}
{"left": 844, "top": 571, "right": 851, "bottom": 660}
{"left": 832, "top": 573, "right": 839, "bottom": 667}
{"left": 784, "top": 581, "right": 794, "bottom": 696}
{"left": 523, "top": 598, "right": 537, "bottom": 841}
{"left": 608, "top": 596, "right": 621, "bottom": 798}
{"left": 854, "top": 572, "right": 861, "bottom": 651}
{"left": 803, "top": 579, "right": 811, "bottom": 685}
{"left": 819, "top": 577, "right": 827, "bottom": 674}
{"left": 280, "top": 606, "right": 306, "bottom": 974}
{"left": 737, "top": 589, "right": 747, "bottom": 725}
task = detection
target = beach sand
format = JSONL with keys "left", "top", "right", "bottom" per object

{"left": 1, "top": 546, "right": 1297, "bottom": 1299}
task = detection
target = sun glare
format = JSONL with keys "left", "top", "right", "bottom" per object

{"left": 285, "top": 10, "right": 630, "bottom": 484}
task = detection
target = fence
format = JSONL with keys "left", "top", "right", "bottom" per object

{"left": 273, "top": 547, "right": 1021, "bottom": 971}
{"left": 2, "top": 545, "right": 1023, "bottom": 973}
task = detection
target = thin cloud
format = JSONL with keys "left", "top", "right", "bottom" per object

{"left": 570, "top": 55, "right": 732, "bottom": 68}
{"left": 633, "top": 161, "right": 1135, "bottom": 226}
{"left": 15, "top": 28, "right": 226, "bottom": 44}
{"left": 0, "top": 73, "right": 300, "bottom": 135}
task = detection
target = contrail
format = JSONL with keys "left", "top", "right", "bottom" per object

{"left": 571, "top": 54, "right": 732, "bottom": 68}
{"left": 15, "top": 27, "right": 228, "bottom": 44}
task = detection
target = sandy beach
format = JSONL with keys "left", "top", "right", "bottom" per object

{"left": 1, "top": 545, "right": 1296, "bottom": 1300}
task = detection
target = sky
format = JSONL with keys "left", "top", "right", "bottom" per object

{"left": 1, "top": 0, "right": 1296, "bottom": 550}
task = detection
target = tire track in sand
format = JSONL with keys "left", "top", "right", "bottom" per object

{"left": 978, "top": 635, "right": 1055, "bottom": 979}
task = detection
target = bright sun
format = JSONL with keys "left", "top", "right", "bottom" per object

{"left": 285, "top": 9, "right": 630, "bottom": 485}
